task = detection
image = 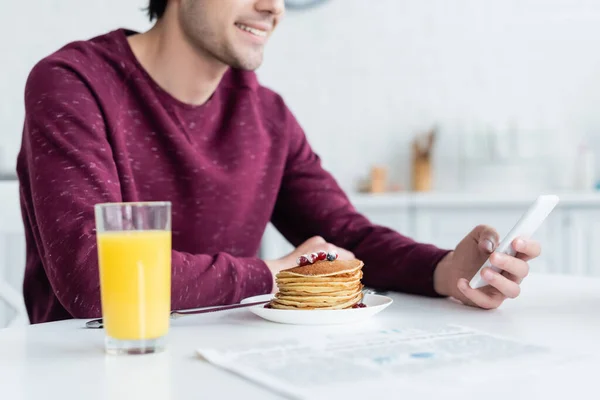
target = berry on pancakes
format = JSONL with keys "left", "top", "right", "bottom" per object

{"left": 326, "top": 251, "right": 338, "bottom": 261}
{"left": 297, "top": 255, "right": 310, "bottom": 266}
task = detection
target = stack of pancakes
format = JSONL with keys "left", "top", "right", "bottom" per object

{"left": 270, "top": 259, "right": 364, "bottom": 310}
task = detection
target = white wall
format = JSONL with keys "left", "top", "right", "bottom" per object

{"left": 2, "top": 0, "right": 600, "bottom": 192}
{"left": 257, "top": 0, "right": 600, "bottom": 192}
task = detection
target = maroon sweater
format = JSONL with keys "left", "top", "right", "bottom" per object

{"left": 17, "top": 29, "right": 449, "bottom": 324}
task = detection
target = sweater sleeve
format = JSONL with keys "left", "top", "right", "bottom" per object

{"left": 270, "top": 108, "right": 450, "bottom": 297}
{"left": 19, "top": 60, "right": 272, "bottom": 319}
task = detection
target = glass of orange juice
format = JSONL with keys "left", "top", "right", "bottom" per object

{"left": 94, "top": 202, "right": 171, "bottom": 355}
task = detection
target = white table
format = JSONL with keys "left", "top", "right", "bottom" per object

{"left": 1, "top": 274, "right": 599, "bottom": 400}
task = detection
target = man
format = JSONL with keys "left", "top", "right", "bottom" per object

{"left": 17, "top": 0, "right": 540, "bottom": 324}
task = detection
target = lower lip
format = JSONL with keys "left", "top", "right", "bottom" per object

{"left": 235, "top": 25, "right": 268, "bottom": 44}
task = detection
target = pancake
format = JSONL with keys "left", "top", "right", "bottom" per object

{"left": 275, "top": 287, "right": 363, "bottom": 302}
{"left": 276, "top": 259, "right": 363, "bottom": 278}
{"left": 278, "top": 288, "right": 360, "bottom": 297}
{"left": 276, "top": 270, "right": 363, "bottom": 284}
{"left": 278, "top": 284, "right": 362, "bottom": 295}
{"left": 270, "top": 292, "right": 363, "bottom": 310}
{"left": 269, "top": 258, "right": 365, "bottom": 310}
{"left": 276, "top": 280, "right": 361, "bottom": 289}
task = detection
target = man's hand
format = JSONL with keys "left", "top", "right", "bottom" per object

{"left": 433, "top": 225, "right": 541, "bottom": 309}
{"left": 264, "top": 236, "right": 355, "bottom": 293}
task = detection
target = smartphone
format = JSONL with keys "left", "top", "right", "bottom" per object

{"left": 469, "top": 195, "right": 560, "bottom": 289}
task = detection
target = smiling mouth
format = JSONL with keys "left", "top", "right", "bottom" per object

{"left": 235, "top": 23, "right": 268, "bottom": 38}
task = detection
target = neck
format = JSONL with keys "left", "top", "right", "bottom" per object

{"left": 128, "top": 18, "right": 228, "bottom": 106}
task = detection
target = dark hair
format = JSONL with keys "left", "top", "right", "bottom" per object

{"left": 147, "top": 0, "right": 168, "bottom": 21}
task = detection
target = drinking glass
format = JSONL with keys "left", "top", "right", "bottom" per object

{"left": 94, "top": 202, "right": 172, "bottom": 355}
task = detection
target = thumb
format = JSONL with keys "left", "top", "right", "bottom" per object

{"left": 472, "top": 225, "right": 499, "bottom": 254}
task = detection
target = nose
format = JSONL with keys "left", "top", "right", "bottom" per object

{"left": 255, "top": 0, "right": 285, "bottom": 16}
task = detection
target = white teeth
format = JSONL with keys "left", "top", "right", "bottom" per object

{"left": 236, "top": 23, "right": 267, "bottom": 38}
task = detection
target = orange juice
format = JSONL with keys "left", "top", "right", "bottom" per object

{"left": 97, "top": 230, "right": 171, "bottom": 340}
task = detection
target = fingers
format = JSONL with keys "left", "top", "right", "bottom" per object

{"left": 296, "top": 236, "right": 355, "bottom": 260}
{"left": 316, "top": 242, "right": 341, "bottom": 255}
{"left": 489, "top": 252, "right": 529, "bottom": 281}
{"left": 457, "top": 268, "right": 521, "bottom": 310}
{"left": 457, "top": 279, "right": 503, "bottom": 309}
{"left": 473, "top": 225, "right": 500, "bottom": 254}
{"left": 479, "top": 267, "right": 521, "bottom": 298}
{"left": 513, "top": 238, "right": 541, "bottom": 261}
{"left": 302, "top": 236, "right": 326, "bottom": 247}
{"left": 336, "top": 247, "right": 355, "bottom": 260}
{"left": 297, "top": 236, "right": 328, "bottom": 254}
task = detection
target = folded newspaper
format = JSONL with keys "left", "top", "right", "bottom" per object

{"left": 197, "top": 325, "right": 563, "bottom": 399}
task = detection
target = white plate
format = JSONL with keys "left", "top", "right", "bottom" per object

{"left": 240, "top": 294, "right": 393, "bottom": 325}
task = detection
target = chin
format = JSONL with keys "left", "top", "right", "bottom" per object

{"left": 232, "top": 58, "right": 263, "bottom": 71}
{"left": 227, "top": 49, "right": 264, "bottom": 71}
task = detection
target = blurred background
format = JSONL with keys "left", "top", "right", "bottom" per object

{"left": 3, "top": 0, "right": 600, "bottom": 190}
{"left": 1, "top": 0, "right": 600, "bottom": 327}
